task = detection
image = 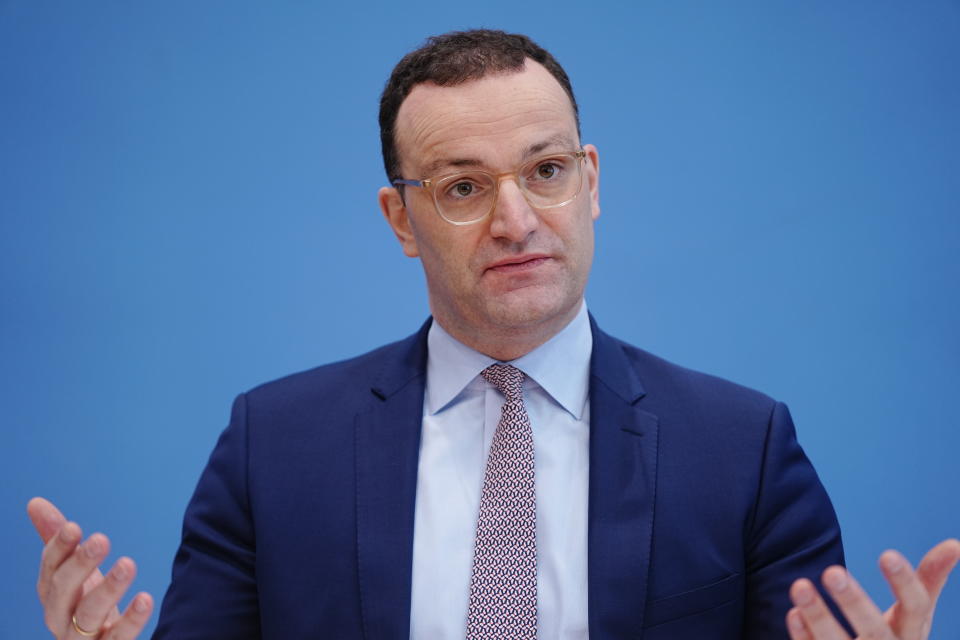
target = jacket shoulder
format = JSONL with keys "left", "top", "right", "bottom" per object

{"left": 603, "top": 332, "right": 779, "bottom": 426}
{"left": 242, "top": 320, "right": 430, "bottom": 410}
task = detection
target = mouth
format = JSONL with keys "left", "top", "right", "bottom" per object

{"left": 485, "top": 254, "right": 552, "bottom": 274}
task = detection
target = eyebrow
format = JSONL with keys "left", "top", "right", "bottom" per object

{"left": 419, "top": 134, "right": 577, "bottom": 177}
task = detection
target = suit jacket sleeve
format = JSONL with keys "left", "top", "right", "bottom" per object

{"left": 742, "top": 401, "right": 847, "bottom": 638}
{"left": 152, "top": 393, "right": 261, "bottom": 640}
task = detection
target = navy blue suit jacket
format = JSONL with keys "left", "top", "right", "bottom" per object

{"left": 154, "top": 317, "right": 845, "bottom": 639}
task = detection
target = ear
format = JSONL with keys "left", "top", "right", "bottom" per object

{"left": 583, "top": 143, "right": 601, "bottom": 221}
{"left": 378, "top": 186, "right": 420, "bottom": 258}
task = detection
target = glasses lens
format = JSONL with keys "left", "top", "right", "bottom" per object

{"left": 519, "top": 153, "right": 582, "bottom": 208}
{"left": 431, "top": 152, "right": 584, "bottom": 224}
{"left": 435, "top": 172, "right": 496, "bottom": 223}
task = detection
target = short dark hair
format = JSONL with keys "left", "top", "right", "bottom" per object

{"left": 378, "top": 29, "right": 580, "bottom": 182}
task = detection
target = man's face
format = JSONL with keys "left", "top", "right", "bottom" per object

{"left": 379, "top": 60, "right": 600, "bottom": 354}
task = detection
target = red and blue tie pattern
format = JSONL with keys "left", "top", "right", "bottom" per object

{"left": 466, "top": 364, "right": 538, "bottom": 639}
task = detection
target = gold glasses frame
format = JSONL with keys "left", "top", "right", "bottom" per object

{"left": 393, "top": 149, "right": 587, "bottom": 226}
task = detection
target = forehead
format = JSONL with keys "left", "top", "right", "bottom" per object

{"left": 395, "top": 60, "right": 579, "bottom": 176}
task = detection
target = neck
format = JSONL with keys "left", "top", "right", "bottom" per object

{"left": 431, "top": 301, "right": 583, "bottom": 361}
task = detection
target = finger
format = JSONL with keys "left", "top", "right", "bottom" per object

{"left": 103, "top": 592, "right": 154, "bottom": 640}
{"left": 914, "top": 539, "right": 960, "bottom": 602}
{"left": 879, "top": 550, "right": 932, "bottom": 639}
{"left": 786, "top": 607, "right": 813, "bottom": 640}
{"left": 45, "top": 533, "right": 111, "bottom": 636}
{"left": 790, "top": 577, "right": 851, "bottom": 639}
{"left": 820, "top": 566, "right": 893, "bottom": 640}
{"left": 28, "top": 497, "right": 68, "bottom": 544}
{"left": 72, "top": 557, "right": 136, "bottom": 638}
{"left": 38, "top": 521, "right": 82, "bottom": 600}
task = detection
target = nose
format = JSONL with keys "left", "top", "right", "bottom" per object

{"left": 488, "top": 177, "right": 539, "bottom": 244}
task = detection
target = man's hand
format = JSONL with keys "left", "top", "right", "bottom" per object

{"left": 786, "top": 538, "right": 960, "bottom": 640}
{"left": 27, "top": 497, "right": 154, "bottom": 639}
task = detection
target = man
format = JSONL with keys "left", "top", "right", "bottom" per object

{"left": 29, "top": 30, "right": 958, "bottom": 640}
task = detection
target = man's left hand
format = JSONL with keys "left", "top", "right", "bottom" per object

{"left": 786, "top": 538, "right": 960, "bottom": 640}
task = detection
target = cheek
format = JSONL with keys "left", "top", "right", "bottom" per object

{"left": 562, "top": 217, "right": 597, "bottom": 282}
{"left": 412, "top": 226, "right": 479, "bottom": 288}
{"left": 553, "top": 210, "right": 595, "bottom": 262}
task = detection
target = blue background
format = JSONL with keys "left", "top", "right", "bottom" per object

{"left": 2, "top": 1, "right": 958, "bottom": 637}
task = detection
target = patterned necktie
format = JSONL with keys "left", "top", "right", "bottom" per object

{"left": 466, "top": 364, "right": 538, "bottom": 639}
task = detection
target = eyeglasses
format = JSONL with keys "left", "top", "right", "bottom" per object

{"left": 393, "top": 149, "right": 587, "bottom": 226}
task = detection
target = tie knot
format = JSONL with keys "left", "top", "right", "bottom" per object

{"left": 481, "top": 363, "right": 525, "bottom": 400}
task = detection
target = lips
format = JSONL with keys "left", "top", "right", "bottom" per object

{"left": 485, "top": 254, "right": 551, "bottom": 273}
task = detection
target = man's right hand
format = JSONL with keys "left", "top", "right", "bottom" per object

{"left": 27, "top": 497, "right": 154, "bottom": 639}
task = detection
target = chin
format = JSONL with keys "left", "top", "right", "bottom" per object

{"left": 482, "top": 288, "right": 579, "bottom": 331}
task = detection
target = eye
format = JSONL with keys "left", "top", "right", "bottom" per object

{"left": 538, "top": 163, "right": 557, "bottom": 178}
{"left": 451, "top": 181, "right": 474, "bottom": 197}
{"left": 441, "top": 175, "right": 489, "bottom": 201}
{"left": 533, "top": 161, "right": 562, "bottom": 180}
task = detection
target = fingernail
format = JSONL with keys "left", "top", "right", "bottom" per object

{"left": 795, "top": 584, "right": 814, "bottom": 605}
{"left": 134, "top": 596, "right": 148, "bottom": 613}
{"left": 883, "top": 553, "right": 904, "bottom": 574}
{"left": 84, "top": 538, "right": 101, "bottom": 558}
{"left": 826, "top": 570, "right": 848, "bottom": 592}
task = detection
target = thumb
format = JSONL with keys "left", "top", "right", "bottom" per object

{"left": 26, "top": 497, "right": 67, "bottom": 544}
{"left": 914, "top": 538, "right": 960, "bottom": 602}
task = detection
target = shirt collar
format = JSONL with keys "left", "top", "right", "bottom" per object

{"left": 425, "top": 301, "right": 592, "bottom": 419}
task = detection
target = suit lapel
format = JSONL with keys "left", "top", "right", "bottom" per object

{"left": 588, "top": 318, "right": 660, "bottom": 639}
{"left": 355, "top": 321, "right": 430, "bottom": 640}
{"left": 353, "top": 317, "right": 659, "bottom": 639}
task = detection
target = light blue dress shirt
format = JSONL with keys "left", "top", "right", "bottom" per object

{"left": 409, "top": 302, "right": 592, "bottom": 640}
